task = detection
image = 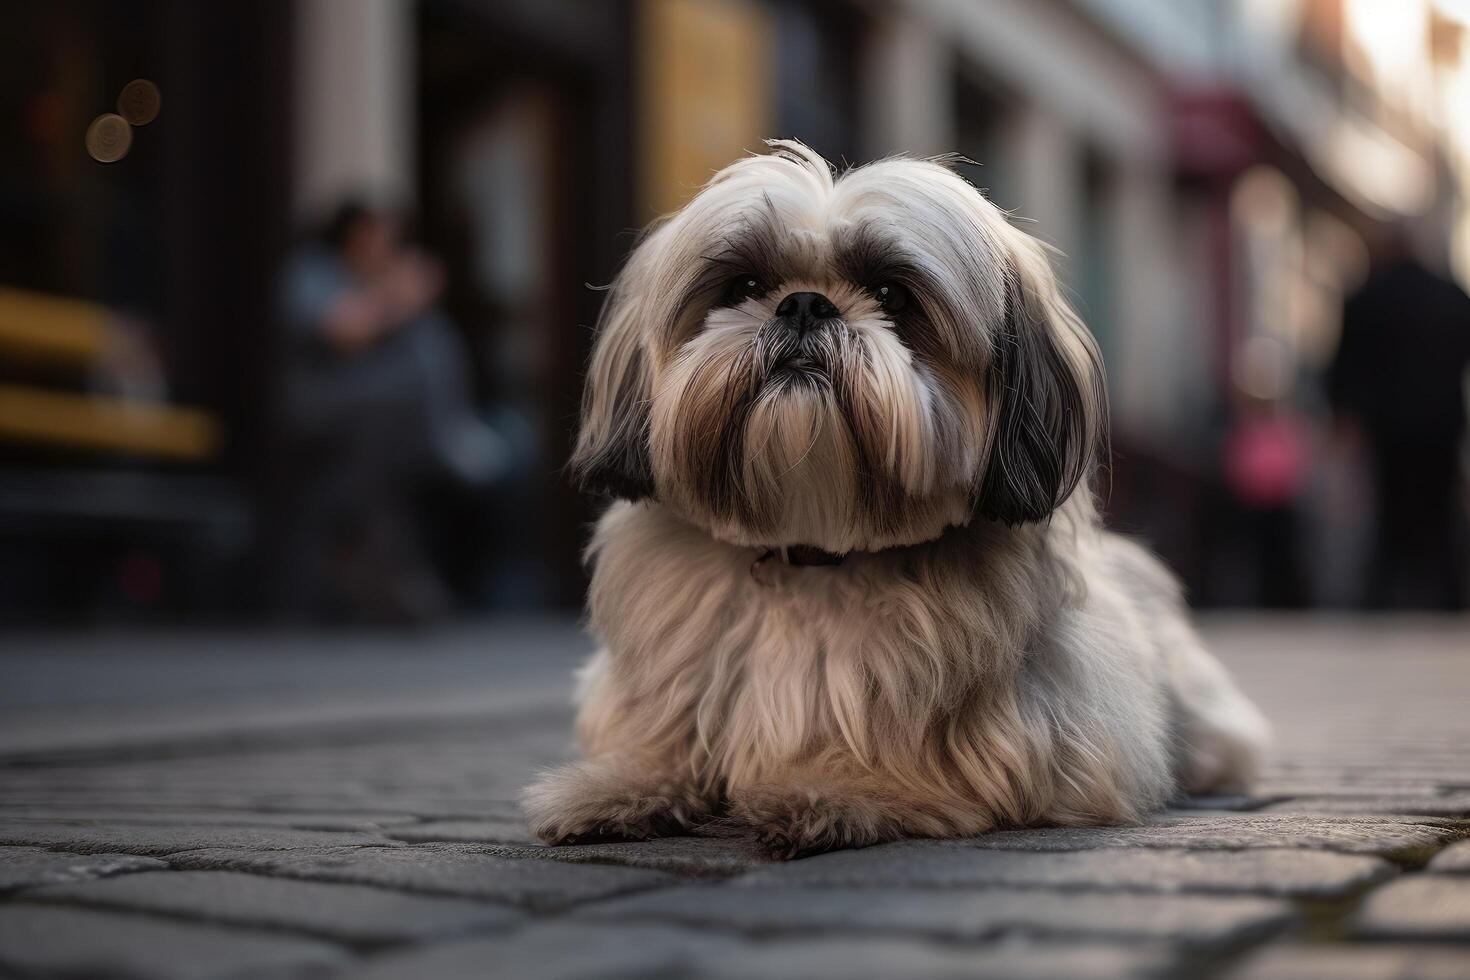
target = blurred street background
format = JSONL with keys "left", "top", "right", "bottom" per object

{"left": 3, "top": 0, "right": 1470, "bottom": 623}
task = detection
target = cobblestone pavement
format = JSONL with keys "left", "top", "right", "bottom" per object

{"left": 1, "top": 615, "right": 1468, "bottom": 979}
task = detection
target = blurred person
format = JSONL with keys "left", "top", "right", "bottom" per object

{"left": 1222, "top": 393, "right": 1311, "bottom": 608}
{"left": 279, "top": 200, "right": 508, "bottom": 622}
{"left": 1328, "top": 227, "right": 1470, "bottom": 610}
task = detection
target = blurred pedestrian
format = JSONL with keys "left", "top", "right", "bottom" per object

{"left": 1223, "top": 393, "right": 1311, "bottom": 608}
{"left": 278, "top": 200, "right": 508, "bottom": 622}
{"left": 1328, "top": 228, "right": 1470, "bottom": 610}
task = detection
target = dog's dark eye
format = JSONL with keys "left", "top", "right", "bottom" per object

{"left": 721, "top": 275, "right": 769, "bottom": 307}
{"left": 875, "top": 283, "right": 910, "bottom": 315}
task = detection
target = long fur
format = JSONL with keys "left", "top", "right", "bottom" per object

{"left": 527, "top": 140, "right": 1268, "bottom": 857}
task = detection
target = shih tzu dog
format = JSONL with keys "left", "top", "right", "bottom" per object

{"left": 524, "top": 140, "right": 1268, "bottom": 858}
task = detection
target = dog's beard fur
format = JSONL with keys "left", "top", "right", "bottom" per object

{"left": 650, "top": 285, "right": 978, "bottom": 552}
{"left": 526, "top": 140, "right": 1270, "bottom": 858}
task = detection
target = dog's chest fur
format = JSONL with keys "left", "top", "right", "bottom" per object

{"left": 574, "top": 499, "right": 1168, "bottom": 822}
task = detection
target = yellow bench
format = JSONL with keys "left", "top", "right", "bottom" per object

{"left": 0, "top": 288, "right": 219, "bottom": 461}
{"left": 0, "top": 287, "right": 108, "bottom": 365}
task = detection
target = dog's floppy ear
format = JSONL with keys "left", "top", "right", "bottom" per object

{"left": 569, "top": 276, "right": 656, "bottom": 501}
{"left": 974, "top": 231, "right": 1107, "bottom": 524}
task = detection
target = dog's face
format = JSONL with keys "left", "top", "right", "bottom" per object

{"left": 573, "top": 140, "right": 1106, "bottom": 553}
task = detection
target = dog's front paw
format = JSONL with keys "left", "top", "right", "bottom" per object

{"left": 729, "top": 789, "right": 897, "bottom": 860}
{"left": 522, "top": 761, "right": 711, "bottom": 846}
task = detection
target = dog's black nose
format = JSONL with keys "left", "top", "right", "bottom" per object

{"left": 775, "top": 291, "right": 839, "bottom": 334}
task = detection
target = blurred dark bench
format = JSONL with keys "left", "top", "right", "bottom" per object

{"left": 0, "top": 289, "right": 249, "bottom": 620}
{"left": 0, "top": 468, "right": 253, "bottom": 621}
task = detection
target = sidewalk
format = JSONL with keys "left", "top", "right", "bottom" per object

{"left": 1, "top": 616, "right": 1468, "bottom": 978}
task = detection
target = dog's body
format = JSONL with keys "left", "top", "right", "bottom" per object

{"left": 524, "top": 141, "right": 1268, "bottom": 857}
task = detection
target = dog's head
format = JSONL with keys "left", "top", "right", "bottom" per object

{"left": 572, "top": 140, "right": 1106, "bottom": 553}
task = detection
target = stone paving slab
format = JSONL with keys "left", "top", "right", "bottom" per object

{"left": 1260, "top": 794, "right": 1470, "bottom": 817}
{"left": 0, "top": 805, "right": 421, "bottom": 832}
{"left": 1251, "top": 780, "right": 1456, "bottom": 798}
{"left": 0, "top": 819, "right": 398, "bottom": 855}
{"left": 734, "top": 840, "right": 1395, "bottom": 899}
{"left": 0, "top": 618, "right": 590, "bottom": 756}
{"left": 0, "top": 726, "right": 569, "bottom": 815}
{"left": 385, "top": 816, "right": 540, "bottom": 845}
{"left": 1168, "top": 793, "right": 1285, "bottom": 811}
{"left": 0, "top": 904, "right": 351, "bottom": 979}
{"left": 1429, "top": 839, "right": 1470, "bottom": 873}
{"left": 0, "top": 847, "right": 166, "bottom": 892}
{"left": 957, "top": 813, "right": 1468, "bottom": 864}
{"left": 23, "top": 869, "right": 523, "bottom": 946}
{"left": 160, "top": 843, "right": 678, "bottom": 910}
{"left": 479, "top": 836, "right": 775, "bottom": 876}
{"left": 354, "top": 921, "right": 1177, "bottom": 980}
{"left": 0, "top": 790, "right": 520, "bottom": 818}
{"left": 1349, "top": 875, "right": 1470, "bottom": 940}
{"left": 578, "top": 882, "right": 1296, "bottom": 951}
{"left": 1234, "top": 943, "right": 1470, "bottom": 979}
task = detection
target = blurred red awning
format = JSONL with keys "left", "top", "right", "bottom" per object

{"left": 1171, "top": 88, "right": 1269, "bottom": 180}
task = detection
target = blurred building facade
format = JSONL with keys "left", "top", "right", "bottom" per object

{"left": 3, "top": 0, "right": 1467, "bottom": 618}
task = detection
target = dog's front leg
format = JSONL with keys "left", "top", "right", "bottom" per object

{"left": 522, "top": 754, "right": 715, "bottom": 846}
{"left": 728, "top": 772, "right": 971, "bottom": 860}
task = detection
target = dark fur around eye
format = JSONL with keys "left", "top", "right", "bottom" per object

{"left": 833, "top": 226, "right": 922, "bottom": 321}
{"left": 668, "top": 213, "right": 787, "bottom": 332}
{"left": 875, "top": 283, "right": 910, "bottom": 315}
{"left": 720, "top": 275, "right": 770, "bottom": 307}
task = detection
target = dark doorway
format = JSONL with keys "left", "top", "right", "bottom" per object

{"left": 416, "top": 0, "right": 634, "bottom": 608}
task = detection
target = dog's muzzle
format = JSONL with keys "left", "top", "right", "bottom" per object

{"left": 758, "top": 294, "right": 841, "bottom": 381}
